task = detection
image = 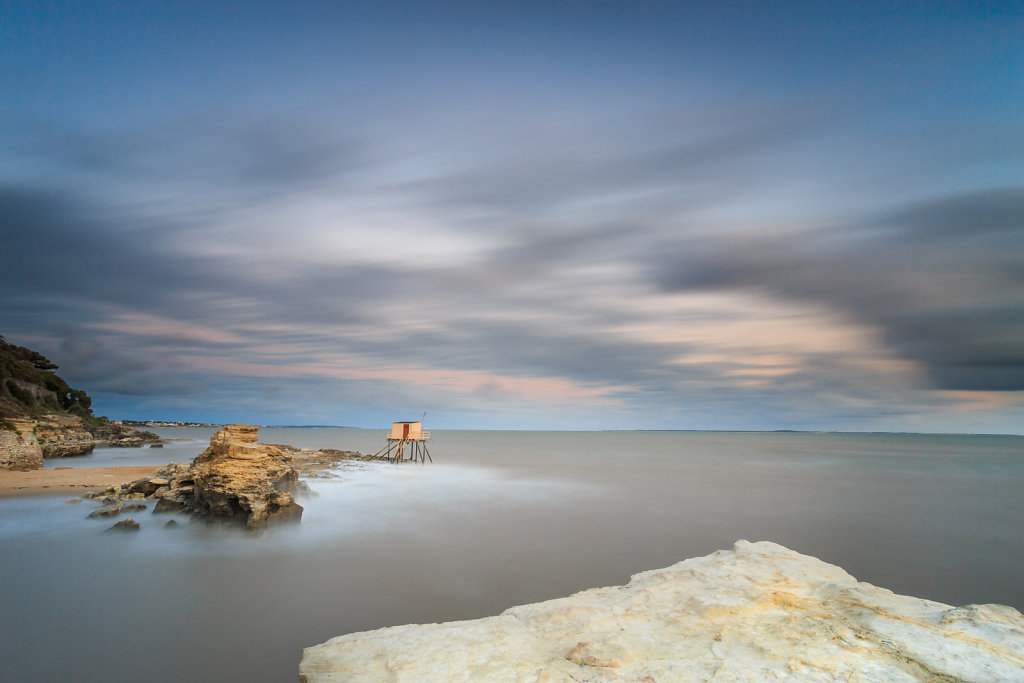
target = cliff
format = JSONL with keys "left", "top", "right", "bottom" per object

{"left": 0, "top": 419, "right": 43, "bottom": 470}
{"left": 300, "top": 540, "right": 1024, "bottom": 682}
{"left": 0, "top": 335, "right": 159, "bottom": 469}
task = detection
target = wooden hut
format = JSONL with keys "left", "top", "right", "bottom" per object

{"left": 389, "top": 421, "right": 424, "bottom": 440}
{"left": 373, "top": 419, "right": 432, "bottom": 463}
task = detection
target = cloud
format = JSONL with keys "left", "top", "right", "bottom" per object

{"left": 656, "top": 186, "right": 1024, "bottom": 391}
{"left": 56, "top": 334, "right": 204, "bottom": 396}
{"left": 2, "top": 94, "right": 1021, "bottom": 429}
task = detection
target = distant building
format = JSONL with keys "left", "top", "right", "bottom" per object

{"left": 389, "top": 421, "right": 428, "bottom": 441}
{"left": 374, "top": 419, "right": 432, "bottom": 463}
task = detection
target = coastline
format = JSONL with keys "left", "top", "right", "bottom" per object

{"left": 2, "top": 430, "right": 1022, "bottom": 682}
{"left": 300, "top": 540, "right": 1024, "bottom": 681}
{"left": 0, "top": 465, "right": 162, "bottom": 498}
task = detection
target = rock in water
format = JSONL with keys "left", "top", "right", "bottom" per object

{"left": 190, "top": 424, "right": 303, "bottom": 529}
{"left": 299, "top": 541, "right": 1024, "bottom": 682}
{"left": 86, "top": 506, "right": 120, "bottom": 519}
{"left": 106, "top": 518, "right": 140, "bottom": 532}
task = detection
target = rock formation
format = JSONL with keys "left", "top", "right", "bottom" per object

{"left": 33, "top": 419, "right": 99, "bottom": 458}
{"left": 300, "top": 540, "right": 1024, "bottom": 682}
{"left": 0, "top": 420, "right": 43, "bottom": 470}
{"left": 105, "top": 518, "right": 140, "bottom": 532}
{"left": 88, "top": 424, "right": 306, "bottom": 529}
{"left": 189, "top": 424, "right": 303, "bottom": 528}
{"left": 83, "top": 426, "right": 372, "bottom": 530}
{"left": 266, "top": 443, "right": 378, "bottom": 477}
{"left": 0, "top": 415, "right": 160, "bottom": 468}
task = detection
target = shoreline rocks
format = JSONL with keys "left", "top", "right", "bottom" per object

{"left": 0, "top": 416, "right": 161, "bottom": 470}
{"left": 299, "top": 540, "right": 1024, "bottom": 682}
{"left": 105, "top": 518, "right": 140, "bottom": 532}
{"left": 0, "top": 422, "right": 43, "bottom": 470}
{"left": 83, "top": 424, "right": 371, "bottom": 530}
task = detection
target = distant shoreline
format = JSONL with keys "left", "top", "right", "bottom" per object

{"left": 130, "top": 423, "right": 355, "bottom": 429}
{"left": 138, "top": 425, "right": 1023, "bottom": 436}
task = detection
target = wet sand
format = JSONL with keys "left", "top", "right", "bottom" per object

{"left": 0, "top": 466, "right": 161, "bottom": 498}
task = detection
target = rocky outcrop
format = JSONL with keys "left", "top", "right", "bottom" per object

{"left": 105, "top": 518, "right": 140, "bottom": 532}
{"left": 266, "top": 443, "right": 377, "bottom": 477}
{"left": 35, "top": 422, "right": 96, "bottom": 458}
{"left": 39, "top": 421, "right": 160, "bottom": 458}
{"left": 300, "top": 540, "right": 1024, "bottom": 682}
{"left": 0, "top": 421, "right": 43, "bottom": 470}
{"left": 88, "top": 422, "right": 161, "bottom": 448}
{"left": 0, "top": 416, "right": 161, "bottom": 468}
{"left": 189, "top": 424, "right": 303, "bottom": 528}
{"left": 82, "top": 426, "right": 370, "bottom": 529}
{"left": 89, "top": 424, "right": 305, "bottom": 529}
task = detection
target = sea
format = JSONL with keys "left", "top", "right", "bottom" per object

{"left": 1, "top": 428, "right": 1022, "bottom": 682}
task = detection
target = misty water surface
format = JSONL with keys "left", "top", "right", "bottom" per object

{"left": 2, "top": 429, "right": 1022, "bottom": 682}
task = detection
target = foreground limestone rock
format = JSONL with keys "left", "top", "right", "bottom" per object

{"left": 300, "top": 541, "right": 1024, "bottom": 682}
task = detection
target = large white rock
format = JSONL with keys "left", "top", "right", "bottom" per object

{"left": 299, "top": 540, "right": 1024, "bottom": 682}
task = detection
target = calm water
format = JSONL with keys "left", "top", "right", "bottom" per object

{"left": 2, "top": 429, "right": 1022, "bottom": 682}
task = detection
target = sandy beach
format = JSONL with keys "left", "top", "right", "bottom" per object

{"left": 0, "top": 465, "right": 161, "bottom": 498}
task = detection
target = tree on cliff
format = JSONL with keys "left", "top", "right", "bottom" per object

{"left": 0, "top": 335, "right": 94, "bottom": 419}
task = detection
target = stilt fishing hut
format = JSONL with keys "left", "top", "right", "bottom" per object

{"left": 372, "top": 416, "right": 432, "bottom": 463}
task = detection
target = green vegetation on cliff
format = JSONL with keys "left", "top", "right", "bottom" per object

{"left": 0, "top": 334, "right": 96, "bottom": 423}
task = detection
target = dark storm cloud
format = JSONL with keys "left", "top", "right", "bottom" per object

{"left": 56, "top": 334, "right": 204, "bottom": 396}
{"left": 657, "top": 186, "right": 1024, "bottom": 391}
{"left": 0, "top": 182, "right": 403, "bottom": 322}
{"left": 0, "top": 185, "right": 229, "bottom": 308}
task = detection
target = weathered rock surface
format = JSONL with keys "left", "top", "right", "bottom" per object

{"left": 299, "top": 540, "right": 1024, "bottom": 682}
{"left": 86, "top": 505, "right": 121, "bottom": 519}
{"left": 106, "top": 518, "right": 140, "bottom": 532}
{"left": 0, "top": 416, "right": 161, "bottom": 469}
{"left": 88, "top": 422, "right": 161, "bottom": 449}
{"left": 35, "top": 423, "right": 96, "bottom": 458}
{"left": 0, "top": 421, "right": 43, "bottom": 470}
{"left": 266, "top": 443, "right": 376, "bottom": 478}
{"left": 85, "top": 425, "right": 304, "bottom": 529}
{"left": 82, "top": 425, "right": 370, "bottom": 529}
{"left": 190, "top": 424, "right": 303, "bottom": 529}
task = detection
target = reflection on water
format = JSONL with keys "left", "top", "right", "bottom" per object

{"left": 2, "top": 429, "right": 1023, "bottom": 682}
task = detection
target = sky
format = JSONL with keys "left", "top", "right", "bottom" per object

{"left": 1, "top": 1, "right": 1022, "bottom": 431}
